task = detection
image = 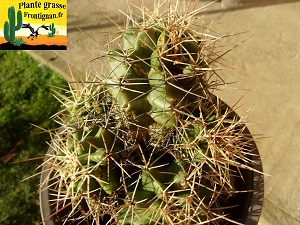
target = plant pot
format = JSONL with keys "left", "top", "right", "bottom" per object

{"left": 39, "top": 100, "right": 264, "bottom": 225}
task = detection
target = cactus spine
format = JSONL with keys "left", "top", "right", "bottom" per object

{"left": 41, "top": 1, "right": 261, "bottom": 225}
{"left": 4, "top": 6, "right": 22, "bottom": 44}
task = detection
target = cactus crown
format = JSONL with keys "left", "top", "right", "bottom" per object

{"left": 42, "top": 1, "right": 260, "bottom": 225}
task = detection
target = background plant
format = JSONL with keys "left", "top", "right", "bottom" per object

{"left": 0, "top": 51, "right": 67, "bottom": 225}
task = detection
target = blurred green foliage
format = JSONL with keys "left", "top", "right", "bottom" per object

{"left": 0, "top": 51, "right": 67, "bottom": 224}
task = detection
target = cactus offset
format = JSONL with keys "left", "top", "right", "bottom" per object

{"left": 41, "top": 1, "right": 261, "bottom": 225}
{"left": 4, "top": 6, "right": 22, "bottom": 44}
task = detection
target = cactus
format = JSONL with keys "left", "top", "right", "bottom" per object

{"left": 48, "top": 23, "right": 56, "bottom": 37}
{"left": 41, "top": 1, "right": 261, "bottom": 225}
{"left": 3, "top": 6, "right": 22, "bottom": 44}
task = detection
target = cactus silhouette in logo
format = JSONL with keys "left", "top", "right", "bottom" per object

{"left": 47, "top": 23, "right": 56, "bottom": 38}
{"left": 3, "top": 6, "right": 23, "bottom": 45}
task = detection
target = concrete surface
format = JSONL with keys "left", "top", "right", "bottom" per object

{"left": 26, "top": 0, "right": 300, "bottom": 224}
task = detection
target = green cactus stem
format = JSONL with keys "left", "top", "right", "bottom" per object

{"left": 3, "top": 6, "right": 23, "bottom": 44}
{"left": 103, "top": 21, "right": 211, "bottom": 129}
